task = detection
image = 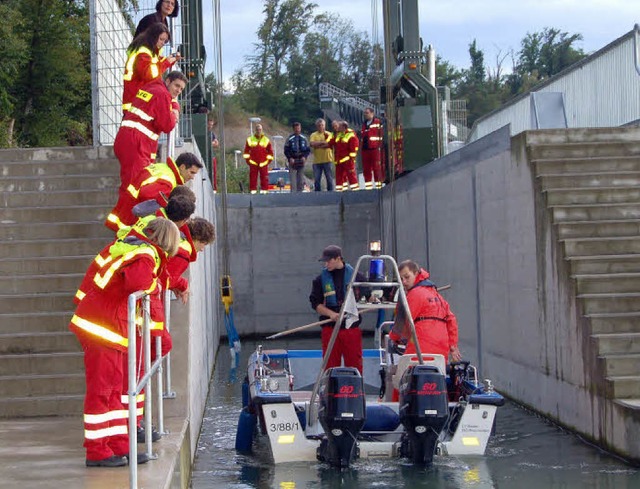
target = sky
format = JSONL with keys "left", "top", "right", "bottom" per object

{"left": 202, "top": 0, "right": 638, "bottom": 84}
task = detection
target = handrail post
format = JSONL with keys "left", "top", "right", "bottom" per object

{"left": 156, "top": 335, "right": 165, "bottom": 435}
{"left": 143, "top": 295, "right": 154, "bottom": 457}
{"left": 163, "top": 289, "right": 176, "bottom": 399}
{"left": 127, "top": 292, "right": 140, "bottom": 489}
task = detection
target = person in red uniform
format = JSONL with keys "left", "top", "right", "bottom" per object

{"left": 242, "top": 123, "right": 273, "bottom": 194}
{"left": 331, "top": 121, "right": 359, "bottom": 192}
{"left": 122, "top": 22, "right": 180, "bottom": 113}
{"left": 309, "top": 245, "right": 369, "bottom": 374}
{"left": 114, "top": 71, "right": 187, "bottom": 198}
{"left": 69, "top": 218, "right": 179, "bottom": 467}
{"left": 105, "top": 152, "right": 202, "bottom": 232}
{"left": 360, "top": 107, "right": 384, "bottom": 190}
{"left": 389, "top": 260, "right": 461, "bottom": 362}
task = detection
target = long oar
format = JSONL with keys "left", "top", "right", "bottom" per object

{"left": 265, "top": 318, "right": 334, "bottom": 340}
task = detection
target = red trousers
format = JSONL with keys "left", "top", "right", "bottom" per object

{"left": 114, "top": 127, "right": 158, "bottom": 194}
{"left": 321, "top": 326, "right": 363, "bottom": 374}
{"left": 335, "top": 162, "right": 358, "bottom": 191}
{"left": 248, "top": 164, "right": 269, "bottom": 193}
{"left": 361, "top": 149, "right": 383, "bottom": 188}
{"left": 81, "top": 340, "right": 129, "bottom": 460}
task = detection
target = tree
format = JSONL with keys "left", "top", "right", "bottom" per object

{"left": 8, "top": 0, "right": 91, "bottom": 147}
{"left": 507, "top": 27, "right": 586, "bottom": 95}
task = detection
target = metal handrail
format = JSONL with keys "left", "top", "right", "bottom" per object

{"left": 127, "top": 291, "right": 170, "bottom": 488}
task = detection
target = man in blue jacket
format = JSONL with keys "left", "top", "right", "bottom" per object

{"left": 284, "top": 122, "right": 311, "bottom": 192}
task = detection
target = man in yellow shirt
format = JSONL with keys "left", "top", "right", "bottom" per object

{"left": 309, "top": 118, "right": 335, "bottom": 191}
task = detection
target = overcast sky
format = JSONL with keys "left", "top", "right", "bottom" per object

{"left": 204, "top": 0, "right": 638, "bottom": 82}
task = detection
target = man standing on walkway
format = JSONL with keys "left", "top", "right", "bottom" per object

{"left": 309, "top": 118, "right": 335, "bottom": 191}
{"left": 360, "top": 107, "right": 384, "bottom": 190}
{"left": 284, "top": 122, "right": 311, "bottom": 193}
{"left": 243, "top": 123, "right": 274, "bottom": 194}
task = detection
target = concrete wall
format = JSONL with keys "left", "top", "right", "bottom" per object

{"left": 220, "top": 191, "right": 381, "bottom": 336}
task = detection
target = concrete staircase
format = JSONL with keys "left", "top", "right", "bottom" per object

{"left": 529, "top": 127, "right": 640, "bottom": 405}
{"left": 0, "top": 146, "right": 118, "bottom": 416}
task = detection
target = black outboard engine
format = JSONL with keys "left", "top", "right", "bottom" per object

{"left": 317, "top": 367, "right": 366, "bottom": 468}
{"left": 399, "top": 364, "right": 448, "bottom": 464}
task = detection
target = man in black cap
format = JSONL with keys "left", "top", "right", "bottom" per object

{"left": 309, "top": 245, "right": 368, "bottom": 373}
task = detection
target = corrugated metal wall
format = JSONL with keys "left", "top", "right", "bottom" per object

{"left": 469, "top": 28, "right": 640, "bottom": 141}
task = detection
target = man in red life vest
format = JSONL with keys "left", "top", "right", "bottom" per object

{"left": 330, "top": 121, "right": 359, "bottom": 192}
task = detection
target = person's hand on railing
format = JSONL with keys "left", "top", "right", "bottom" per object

{"left": 167, "top": 52, "right": 182, "bottom": 64}
{"left": 174, "top": 287, "right": 189, "bottom": 304}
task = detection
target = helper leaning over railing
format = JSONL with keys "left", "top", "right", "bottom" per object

{"left": 69, "top": 218, "right": 181, "bottom": 468}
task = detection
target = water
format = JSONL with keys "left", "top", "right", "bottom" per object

{"left": 191, "top": 338, "right": 640, "bottom": 488}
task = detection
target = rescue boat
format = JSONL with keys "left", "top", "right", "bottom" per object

{"left": 235, "top": 251, "right": 504, "bottom": 467}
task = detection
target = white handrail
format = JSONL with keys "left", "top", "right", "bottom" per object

{"left": 127, "top": 291, "right": 170, "bottom": 488}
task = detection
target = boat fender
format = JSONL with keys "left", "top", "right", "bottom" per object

{"left": 241, "top": 376, "right": 250, "bottom": 408}
{"left": 235, "top": 406, "right": 257, "bottom": 453}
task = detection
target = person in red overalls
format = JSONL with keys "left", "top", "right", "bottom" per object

{"left": 389, "top": 260, "right": 461, "bottom": 362}
{"left": 105, "top": 152, "right": 202, "bottom": 232}
{"left": 122, "top": 22, "right": 179, "bottom": 113}
{"left": 243, "top": 123, "right": 274, "bottom": 194}
{"left": 330, "top": 121, "right": 359, "bottom": 192}
{"left": 114, "top": 71, "right": 187, "bottom": 198}
{"left": 69, "top": 218, "right": 179, "bottom": 467}
{"left": 360, "top": 107, "right": 384, "bottom": 190}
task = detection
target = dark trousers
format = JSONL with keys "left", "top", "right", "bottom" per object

{"left": 313, "top": 162, "right": 335, "bottom": 191}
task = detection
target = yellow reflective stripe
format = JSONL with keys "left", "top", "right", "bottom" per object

{"left": 95, "top": 254, "right": 113, "bottom": 268}
{"left": 94, "top": 248, "right": 158, "bottom": 289}
{"left": 106, "top": 213, "right": 126, "bottom": 230}
{"left": 349, "top": 152, "right": 357, "bottom": 157}
{"left": 242, "top": 153, "right": 250, "bottom": 158}
{"left": 370, "top": 123, "right": 381, "bottom": 128}
{"left": 75, "top": 289, "right": 86, "bottom": 301}
{"left": 150, "top": 64, "right": 159, "bottom": 78}
{"left": 127, "top": 106, "right": 154, "bottom": 122}
{"left": 127, "top": 184, "right": 140, "bottom": 199}
{"left": 267, "top": 155, "right": 273, "bottom": 160}
{"left": 369, "top": 137, "right": 382, "bottom": 141}
{"left": 339, "top": 156, "right": 350, "bottom": 163}
{"left": 84, "top": 425, "right": 128, "bottom": 440}
{"left": 121, "top": 394, "right": 144, "bottom": 404}
{"left": 150, "top": 153, "right": 156, "bottom": 160}
{"left": 121, "top": 120, "right": 159, "bottom": 141}
{"left": 135, "top": 316, "right": 163, "bottom": 330}
{"left": 179, "top": 240, "right": 193, "bottom": 255}
{"left": 259, "top": 161, "right": 269, "bottom": 167}
{"left": 123, "top": 47, "right": 154, "bottom": 81}
{"left": 122, "top": 103, "right": 132, "bottom": 111}
{"left": 349, "top": 183, "right": 360, "bottom": 190}
{"left": 84, "top": 409, "right": 128, "bottom": 425}
{"left": 71, "top": 315, "right": 128, "bottom": 347}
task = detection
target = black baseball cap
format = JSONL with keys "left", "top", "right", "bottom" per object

{"left": 319, "top": 245, "right": 342, "bottom": 261}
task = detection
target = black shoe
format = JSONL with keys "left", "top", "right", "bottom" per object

{"left": 86, "top": 455, "right": 127, "bottom": 467}
{"left": 124, "top": 452, "right": 151, "bottom": 465}
{"left": 137, "top": 426, "right": 161, "bottom": 443}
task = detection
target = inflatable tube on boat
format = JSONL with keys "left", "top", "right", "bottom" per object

{"left": 241, "top": 378, "right": 249, "bottom": 408}
{"left": 235, "top": 407, "right": 257, "bottom": 453}
{"left": 363, "top": 404, "right": 401, "bottom": 432}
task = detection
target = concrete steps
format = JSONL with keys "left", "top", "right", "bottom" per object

{"left": 2, "top": 189, "right": 117, "bottom": 208}
{"left": 0, "top": 394, "right": 84, "bottom": 417}
{"left": 0, "top": 146, "right": 118, "bottom": 417}
{"left": 556, "top": 220, "right": 640, "bottom": 239}
{"left": 529, "top": 127, "right": 640, "bottom": 401}
{"left": 0, "top": 332, "right": 80, "bottom": 354}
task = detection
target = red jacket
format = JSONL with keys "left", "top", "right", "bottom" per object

{"left": 243, "top": 135, "right": 274, "bottom": 167}
{"left": 361, "top": 117, "right": 383, "bottom": 150}
{"left": 390, "top": 269, "right": 458, "bottom": 358}
{"left": 122, "top": 46, "right": 175, "bottom": 112}
{"left": 106, "top": 156, "right": 185, "bottom": 231}
{"left": 163, "top": 226, "right": 197, "bottom": 293}
{"left": 70, "top": 233, "right": 165, "bottom": 351}
{"left": 331, "top": 130, "right": 359, "bottom": 165}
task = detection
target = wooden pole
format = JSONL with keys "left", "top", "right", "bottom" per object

{"left": 265, "top": 318, "right": 334, "bottom": 340}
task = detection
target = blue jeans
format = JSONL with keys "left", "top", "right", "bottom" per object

{"left": 313, "top": 162, "right": 334, "bottom": 191}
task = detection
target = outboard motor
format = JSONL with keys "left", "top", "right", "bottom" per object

{"left": 317, "top": 367, "right": 366, "bottom": 467}
{"left": 399, "top": 364, "right": 448, "bottom": 464}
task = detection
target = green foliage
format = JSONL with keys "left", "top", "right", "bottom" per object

{"left": 2, "top": 0, "right": 91, "bottom": 147}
